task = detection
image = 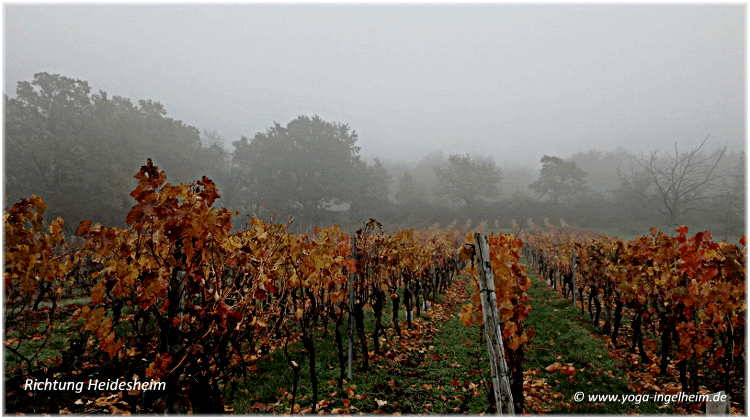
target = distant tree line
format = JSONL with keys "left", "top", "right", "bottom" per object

{"left": 4, "top": 73, "right": 745, "bottom": 239}
{"left": 5, "top": 73, "right": 224, "bottom": 228}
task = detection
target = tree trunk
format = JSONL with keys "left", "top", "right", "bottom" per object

{"left": 414, "top": 280, "right": 421, "bottom": 317}
{"left": 188, "top": 373, "right": 225, "bottom": 413}
{"left": 353, "top": 300, "right": 369, "bottom": 371}
{"left": 391, "top": 292, "right": 402, "bottom": 338}
{"left": 688, "top": 357, "right": 698, "bottom": 395}
{"left": 631, "top": 311, "right": 650, "bottom": 363}
{"left": 677, "top": 358, "right": 687, "bottom": 392}
{"left": 659, "top": 313, "right": 672, "bottom": 375}
{"left": 403, "top": 279, "right": 413, "bottom": 330}
{"left": 601, "top": 281, "right": 612, "bottom": 335}
{"left": 610, "top": 298, "right": 623, "bottom": 344}
{"left": 432, "top": 270, "right": 438, "bottom": 302}
{"left": 578, "top": 287, "right": 585, "bottom": 315}
{"left": 302, "top": 335, "right": 318, "bottom": 413}
{"left": 593, "top": 293, "right": 602, "bottom": 327}
{"left": 334, "top": 309, "right": 346, "bottom": 389}
{"left": 372, "top": 289, "right": 385, "bottom": 355}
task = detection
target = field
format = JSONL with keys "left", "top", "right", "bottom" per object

{"left": 7, "top": 255, "right": 744, "bottom": 414}
{"left": 4, "top": 162, "right": 745, "bottom": 415}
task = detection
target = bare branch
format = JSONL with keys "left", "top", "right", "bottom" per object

{"left": 623, "top": 136, "right": 727, "bottom": 229}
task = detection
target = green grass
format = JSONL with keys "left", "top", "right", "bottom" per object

{"left": 5, "top": 266, "right": 691, "bottom": 414}
{"left": 523, "top": 261, "right": 675, "bottom": 414}
{"left": 224, "top": 281, "right": 500, "bottom": 414}
{"left": 224, "top": 267, "right": 687, "bottom": 414}
{"left": 4, "top": 294, "right": 91, "bottom": 379}
{"left": 36, "top": 296, "right": 90, "bottom": 309}
{"left": 4, "top": 316, "right": 77, "bottom": 379}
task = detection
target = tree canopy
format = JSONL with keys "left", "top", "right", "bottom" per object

{"left": 528, "top": 155, "right": 588, "bottom": 205}
{"left": 5, "top": 72, "right": 742, "bottom": 237}
{"left": 394, "top": 171, "right": 425, "bottom": 205}
{"left": 347, "top": 158, "right": 392, "bottom": 225}
{"left": 232, "top": 115, "right": 374, "bottom": 227}
{"left": 434, "top": 154, "right": 502, "bottom": 212}
{"left": 5, "top": 72, "right": 223, "bottom": 229}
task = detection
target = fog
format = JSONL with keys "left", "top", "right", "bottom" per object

{"left": 6, "top": 4, "right": 745, "bottom": 164}
{"left": 3, "top": 4, "right": 746, "bottom": 239}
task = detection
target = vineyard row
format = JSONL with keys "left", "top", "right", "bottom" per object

{"left": 5, "top": 159, "right": 531, "bottom": 414}
{"left": 521, "top": 221, "right": 746, "bottom": 399}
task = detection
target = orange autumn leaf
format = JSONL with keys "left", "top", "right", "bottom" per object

{"left": 546, "top": 362, "right": 562, "bottom": 373}
{"left": 459, "top": 304, "right": 474, "bottom": 327}
{"left": 560, "top": 364, "right": 576, "bottom": 376}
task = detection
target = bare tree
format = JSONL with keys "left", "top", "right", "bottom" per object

{"left": 620, "top": 136, "right": 728, "bottom": 232}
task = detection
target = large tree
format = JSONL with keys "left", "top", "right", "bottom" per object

{"left": 232, "top": 115, "right": 364, "bottom": 227}
{"left": 569, "top": 148, "right": 633, "bottom": 193}
{"left": 4, "top": 73, "right": 126, "bottom": 226}
{"left": 620, "top": 137, "right": 729, "bottom": 231}
{"left": 5, "top": 72, "right": 223, "bottom": 229}
{"left": 434, "top": 153, "right": 502, "bottom": 212}
{"left": 347, "top": 158, "right": 393, "bottom": 226}
{"left": 195, "top": 128, "right": 234, "bottom": 209}
{"left": 394, "top": 171, "right": 425, "bottom": 205}
{"left": 528, "top": 155, "right": 588, "bottom": 205}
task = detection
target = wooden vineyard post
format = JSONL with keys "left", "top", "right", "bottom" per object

{"left": 553, "top": 249, "right": 559, "bottom": 291}
{"left": 570, "top": 248, "right": 583, "bottom": 309}
{"left": 175, "top": 269, "right": 186, "bottom": 332}
{"left": 473, "top": 233, "right": 515, "bottom": 416}
{"left": 347, "top": 236, "right": 356, "bottom": 380}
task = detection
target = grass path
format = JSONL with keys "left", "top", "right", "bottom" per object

{"left": 226, "top": 276, "right": 499, "bottom": 414}
{"left": 228, "top": 261, "right": 719, "bottom": 414}
{"left": 522, "top": 266, "right": 672, "bottom": 414}
{"left": 524, "top": 264, "right": 745, "bottom": 415}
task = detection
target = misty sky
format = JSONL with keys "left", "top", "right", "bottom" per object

{"left": 4, "top": 4, "right": 746, "bottom": 168}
